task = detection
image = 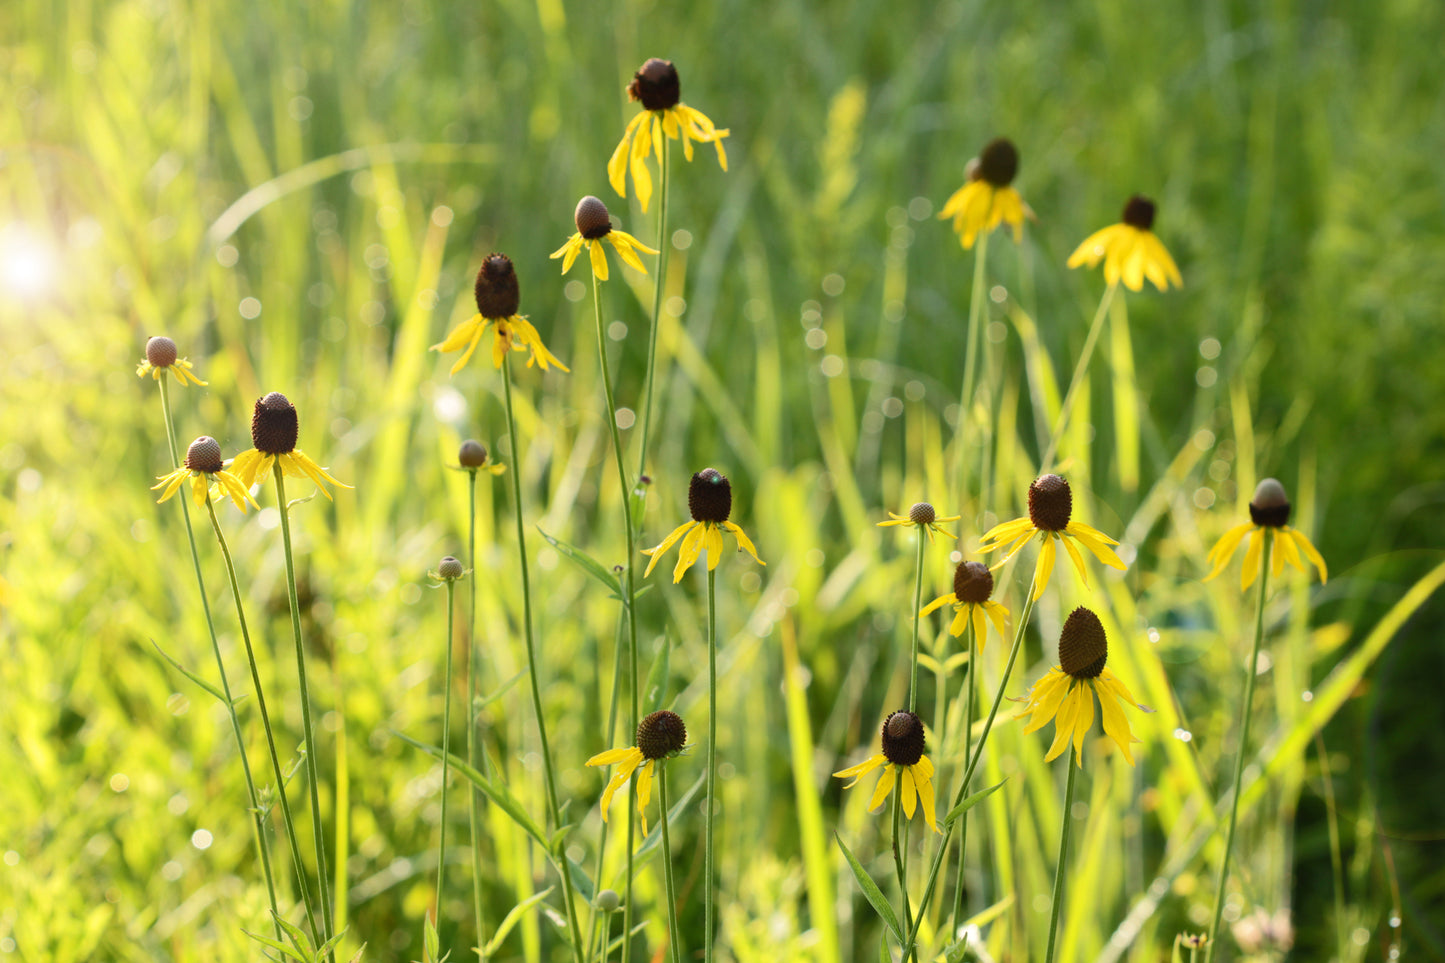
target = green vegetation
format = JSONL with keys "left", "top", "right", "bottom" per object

{"left": 3, "top": 0, "right": 1443, "bottom": 960}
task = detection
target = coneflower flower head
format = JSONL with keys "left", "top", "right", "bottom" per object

{"left": 629, "top": 58, "right": 681, "bottom": 111}
{"left": 252, "top": 392, "right": 300, "bottom": 454}
{"left": 878, "top": 499, "right": 959, "bottom": 542}
{"left": 1066, "top": 192, "right": 1182, "bottom": 292}
{"left": 137, "top": 335, "right": 206, "bottom": 386}
{"left": 938, "top": 136, "right": 1031, "bottom": 249}
{"left": 1121, "top": 194, "right": 1156, "bottom": 231}
{"left": 909, "top": 502, "right": 936, "bottom": 525}
{"left": 832, "top": 709, "right": 939, "bottom": 831}
{"left": 642, "top": 468, "right": 764, "bottom": 582}
{"left": 1018, "top": 605, "right": 1149, "bottom": 766}
{"left": 1204, "top": 477, "right": 1326, "bottom": 588}
{"left": 1028, "top": 473, "right": 1072, "bottom": 531}
{"left": 609, "top": 58, "right": 729, "bottom": 212}
{"left": 636, "top": 709, "right": 688, "bottom": 759}
{"left": 474, "top": 254, "right": 521, "bottom": 319}
{"left": 975, "top": 137, "right": 1019, "bottom": 187}
{"left": 458, "top": 440, "right": 489, "bottom": 468}
{"left": 881, "top": 710, "right": 926, "bottom": 767}
{"left": 153, "top": 435, "right": 257, "bottom": 512}
{"left": 922, "top": 558, "right": 1008, "bottom": 648}
{"left": 978, "top": 472, "right": 1125, "bottom": 600}
{"left": 437, "top": 556, "right": 465, "bottom": 580}
{"left": 551, "top": 196, "right": 658, "bottom": 281}
{"left": 688, "top": 468, "right": 731, "bottom": 523}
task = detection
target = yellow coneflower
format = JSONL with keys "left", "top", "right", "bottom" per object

{"left": 832, "top": 710, "right": 939, "bottom": 832}
{"left": 609, "top": 58, "right": 729, "bottom": 213}
{"left": 431, "top": 254, "right": 568, "bottom": 376}
{"left": 456, "top": 439, "right": 506, "bottom": 476}
{"left": 586, "top": 709, "right": 689, "bottom": 835}
{"left": 642, "top": 468, "right": 764, "bottom": 583}
{"left": 1204, "top": 478, "right": 1326, "bottom": 590}
{"left": 136, "top": 336, "right": 207, "bottom": 386}
{"left": 938, "top": 138, "right": 1032, "bottom": 249}
{"left": 153, "top": 436, "right": 259, "bottom": 512}
{"left": 1018, "top": 607, "right": 1149, "bottom": 767}
{"left": 1067, "top": 194, "right": 1182, "bottom": 292}
{"left": 550, "top": 196, "right": 658, "bottom": 282}
{"left": 978, "top": 474, "right": 1126, "bottom": 600}
{"left": 920, "top": 560, "right": 1010, "bottom": 652}
{"left": 877, "top": 501, "right": 960, "bottom": 543}
{"left": 231, "top": 392, "right": 352, "bottom": 499}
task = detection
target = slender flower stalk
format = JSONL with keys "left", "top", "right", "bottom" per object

{"left": 202, "top": 495, "right": 322, "bottom": 946}
{"left": 273, "top": 465, "right": 336, "bottom": 951}
{"left": 704, "top": 567, "right": 718, "bottom": 961}
{"left": 907, "top": 532, "right": 926, "bottom": 712}
{"left": 947, "top": 617, "right": 977, "bottom": 931}
{"left": 499, "top": 355, "right": 586, "bottom": 963}
{"left": 1207, "top": 529, "right": 1273, "bottom": 959}
{"left": 1043, "top": 745, "right": 1081, "bottom": 963}
{"left": 153, "top": 380, "right": 283, "bottom": 941}
{"left": 906, "top": 571, "right": 1040, "bottom": 954}
{"left": 431, "top": 559, "right": 466, "bottom": 937}
{"left": 636, "top": 136, "right": 670, "bottom": 488}
{"left": 957, "top": 229, "right": 989, "bottom": 507}
{"left": 1039, "top": 281, "right": 1117, "bottom": 472}
{"left": 656, "top": 765, "right": 684, "bottom": 963}
{"left": 892, "top": 777, "right": 918, "bottom": 963}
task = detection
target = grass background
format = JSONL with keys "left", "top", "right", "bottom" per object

{"left": 3, "top": 0, "right": 1444, "bottom": 960}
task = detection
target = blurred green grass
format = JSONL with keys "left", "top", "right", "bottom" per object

{"left": 3, "top": 0, "right": 1445, "bottom": 960}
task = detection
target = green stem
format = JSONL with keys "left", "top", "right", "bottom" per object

{"left": 948, "top": 618, "right": 978, "bottom": 933}
{"left": 907, "top": 532, "right": 926, "bottom": 712}
{"left": 273, "top": 465, "right": 336, "bottom": 953}
{"left": 587, "top": 606, "right": 627, "bottom": 963}
{"left": 636, "top": 136, "right": 671, "bottom": 489}
{"left": 1040, "top": 282, "right": 1116, "bottom": 473}
{"left": 589, "top": 269, "right": 644, "bottom": 963}
{"left": 1043, "top": 745, "right": 1080, "bottom": 963}
{"left": 156, "top": 380, "right": 283, "bottom": 942}
{"left": 203, "top": 497, "right": 320, "bottom": 946}
{"left": 956, "top": 231, "right": 989, "bottom": 509}
{"left": 1207, "top": 530, "right": 1273, "bottom": 961}
{"left": 907, "top": 571, "right": 1039, "bottom": 950}
{"left": 499, "top": 356, "right": 586, "bottom": 963}
{"left": 435, "top": 579, "right": 457, "bottom": 935}
{"left": 657, "top": 764, "right": 684, "bottom": 963}
{"left": 704, "top": 566, "right": 717, "bottom": 963}
{"left": 465, "top": 469, "right": 489, "bottom": 960}
{"left": 892, "top": 774, "right": 917, "bottom": 963}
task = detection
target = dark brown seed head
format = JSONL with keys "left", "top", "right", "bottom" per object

{"left": 636, "top": 709, "right": 687, "bottom": 759}
{"left": 184, "top": 436, "right": 224, "bottom": 474}
{"left": 1122, "top": 195, "right": 1157, "bottom": 231}
{"left": 952, "top": 560, "right": 994, "bottom": 605}
{"left": 1027, "top": 474, "right": 1073, "bottom": 532}
{"left": 880, "top": 710, "right": 926, "bottom": 767}
{"left": 437, "top": 556, "right": 464, "bottom": 579}
{"left": 688, "top": 468, "right": 732, "bottom": 524}
{"left": 627, "top": 58, "right": 681, "bottom": 111}
{"left": 908, "top": 502, "right": 936, "bottom": 525}
{"left": 976, "top": 138, "right": 1019, "bottom": 187}
{"left": 251, "top": 392, "right": 299, "bottom": 454}
{"left": 1248, "top": 478, "right": 1291, "bottom": 528}
{"left": 458, "top": 440, "right": 489, "bottom": 468}
{"left": 575, "top": 196, "right": 613, "bottom": 240}
{"left": 474, "top": 253, "right": 520, "bottom": 319}
{"left": 1058, "top": 606, "right": 1108, "bottom": 679}
{"left": 146, "top": 336, "right": 178, "bottom": 368}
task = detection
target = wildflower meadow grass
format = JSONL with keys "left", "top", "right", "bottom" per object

{"left": 3, "top": 1, "right": 1445, "bottom": 961}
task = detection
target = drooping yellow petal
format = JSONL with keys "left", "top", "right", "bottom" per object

{"left": 285, "top": 450, "right": 352, "bottom": 498}
{"left": 630, "top": 117, "right": 654, "bottom": 213}
{"left": 978, "top": 516, "right": 1035, "bottom": 554}
{"left": 641, "top": 520, "right": 696, "bottom": 578}
{"left": 588, "top": 745, "right": 644, "bottom": 767}
{"left": 832, "top": 752, "right": 887, "bottom": 787}
{"left": 1120, "top": 229, "right": 1148, "bottom": 291}
{"left": 1072, "top": 682, "right": 1096, "bottom": 761}
{"left": 704, "top": 522, "right": 725, "bottom": 571}
{"left": 900, "top": 765, "right": 917, "bottom": 819}
{"left": 1240, "top": 528, "right": 1265, "bottom": 590}
{"left": 919, "top": 592, "right": 956, "bottom": 617}
{"left": 432, "top": 314, "right": 483, "bottom": 354}
{"left": 1141, "top": 231, "right": 1182, "bottom": 289}
{"left": 1096, "top": 680, "right": 1136, "bottom": 765}
{"left": 1060, "top": 532, "right": 1089, "bottom": 588}
{"left": 187, "top": 474, "right": 210, "bottom": 508}
{"left": 216, "top": 470, "right": 259, "bottom": 512}
{"left": 1067, "top": 224, "right": 1121, "bottom": 269}
{"left": 970, "top": 605, "right": 987, "bottom": 650}
{"left": 982, "top": 600, "right": 1009, "bottom": 643}
{"left": 916, "top": 768, "right": 938, "bottom": 832}
{"left": 723, "top": 521, "right": 765, "bottom": 566}
{"left": 229, "top": 449, "right": 272, "bottom": 489}
{"left": 673, "top": 521, "right": 707, "bottom": 582}
{"left": 1067, "top": 521, "right": 1127, "bottom": 569}
{"left": 152, "top": 468, "right": 190, "bottom": 503}
{"left": 509, "top": 317, "right": 570, "bottom": 372}
{"left": 551, "top": 234, "right": 585, "bottom": 275}
{"left": 949, "top": 604, "right": 970, "bottom": 637}
{"left": 1288, "top": 528, "right": 1328, "bottom": 582}
{"left": 913, "top": 755, "right": 934, "bottom": 780}
{"left": 1204, "top": 522, "right": 1255, "bottom": 581}
{"left": 635, "top": 760, "right": 655, "bottom": 835}
{"left": 1022, "top": 669, "right": 1071, "bottom": 734}
{"left": 1033, "top": 535, "right": 1057, "bottom": 600}
{"left": 1275, "top": 524, "right": 1304, "bottom": 574}
{"left": 589, "top": 238, "right": 609, "bottom": 281}
{"left": 867, "top": 765, "right": 896, "bottom": 812}
{"left": 1044, "top": 686, "right": 1081, "bottom": 761}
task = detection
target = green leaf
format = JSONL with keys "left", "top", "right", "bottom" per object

{"left": 836, "top": 833, "right": 903, "bottom": 944}
{"left": 878, "top": 934, "right": 890, "bottom": 963}
{"left": 476, "top": 670, "right": 526, "bottom": 712}
{"left": 392, "top": 731, "right": 550, "bottom": 852}
{"left": 536, "top": 527, "right": 620, "bottom": 596}
{"left": 601, "top": 921, "right": 650, "bottom": 957}
{"left": 944, "top": 778, "right": 1008, "bottom": 827}
{"left": 566, "top": 856, "right": 595, "bottom": 906}
{"left": 150, "top": 639, "right": 227, "bottom": 705}
{"left": 484, "top": 888, "right": 554, "bottom": 957}
{"left": 242, "top": 929, "right": 306, "bottom": 962}
{"left": 273, "top": 913, "right": 315, "bottom": 956}
{"left": 642, "top": 635, "right": 671, "bottom": 715}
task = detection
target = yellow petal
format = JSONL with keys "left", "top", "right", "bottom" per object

{"left": 589, "top": 239, "right": 609, "bottom": 281}
{"left": 916, "top": 768, "right": 939, "bottom": 832}
{"left": 587, "top": 745, "right": 643, "bottom": 767}
{"left": 833, "top": 752, "right": 887, "bottom": 786}
{"left": 1033, "top": 535, "right": 1057, "bottom": 600}
{"left": 608, "top": 233, "right": 649, "bottom": 274}
{"left": 1067, "top": 224, "right": 1117, "bottom": 269}
{"left": 188, "top": 474, "right": 210, "bottom": 509}
{"left": 1060, "top": 532, "right": 1089, "bottom": 589}
{"left": 982, "top": 600, "right": 1009, "bottom": 643}
{"left": 1241, "top": 528, "right": 1265, "bottom": 590}
{"left": 641, "top": 520, "right": 696, "bottom": 578}
{"left": 1289, "top": 528, "right": 1328, "bottom": 582}
{"left": 432, "top": 315, "right": 483, "bottom": 353}
{"left": 152, "top": 468, "right": 189, "bottom": 503}
{"left": 948, "top": 604, "right": 969, "bottom": 638}
{"left": 673, "top": 521, "right": 706, "bottom": 582}
{"left": 867, "top": 766, "right": 896, "bottom": 812}
{"left": 1067, "top": 521, "right": 1127, "bottom": 569}
{"left": 1096, "top": 682, "right": 1136, "bottom": 765}
{"left": 1073, "top": 682, "right": 1096, "bottom": 759}
{"left": 705, "top": 522, "right": 725, "bottom": 571}
{"left": 723, "top": 521, "right": 764, "bottom": 566}
{"left": 608, "top": 131, "right": 632, "bottom": 198}
{"left": 636, "top": 760, "right": 654, "bottom": 834}
{"left": 1204, "top": 522, "right": 1255, "bottom": 581}
{"left": 1044, "top": 687, "right": 1079, "bottom": 761}
{"left": 970, "top": 605, "right": 986, "bottom": 650}
{"left": 1023, "top": 669, "right": 1071, "bottom": 734}
{"left": 919, "top": 592, "right": 956, "bottom": 617}
{"left": 900, "top": 765, "right": 917, "bottom": 819}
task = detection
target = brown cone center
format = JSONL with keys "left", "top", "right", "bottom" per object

{"left": 1028, "top": 474, "right": 1073, "bottom": 532}
{"left": 1058, "top": 606, "right": 1108, "bottom": 679}
{"left": 636, "top": 709, "right": 687, "bottom": 759}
